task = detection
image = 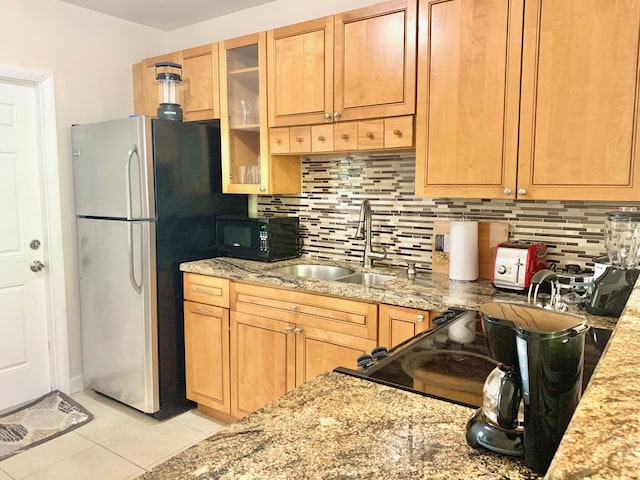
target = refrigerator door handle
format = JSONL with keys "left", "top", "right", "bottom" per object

{"left": 128, "top": 222, "right": 143, "bottom": 294}
{"left": 126, "top": 145, "right": 140, "bottom": 220}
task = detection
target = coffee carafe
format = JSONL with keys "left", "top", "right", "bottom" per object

{"left": 587, "top": 209, "right": 640, "bottom": 317}
{"left": 466, "top": 302, "right": 588, "bottom": 474}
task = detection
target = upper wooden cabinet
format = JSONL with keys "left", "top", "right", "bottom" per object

{"left": 132, "top": 45, "right": 219, "bottom": 121}
{"left": 267, "top": 0, "right": 417, "bottom": 127}
{"left": 219, "top": 33, "right": 301, "bottom": 194}
{"left": 517, "top": 0, "right": 640, "bottom": 201}
{"left": 416, "top": 0, "right": 640, "bottom": 201}
{"left": 178, "top": 44, "right": 220, "bottom": 121}
{"left": 132, "top": 52, "right": 178, "bottom": 118}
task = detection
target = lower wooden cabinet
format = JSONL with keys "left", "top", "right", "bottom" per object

{"left": 378, "top": 304, "right": 434, "bottom": 349}
{"left": 184, "top": 300, "right": 231, "bottom": 414}
{"left": 230, "top": 311, "right": 376, "bottom": 418}
{"left": 295, "top": 325, "right": 376, "bottom": 385}
{"left": 230, "top": 312, "right": 295, "bottom": 418}
{"left": 184, "top": 273, "right": 409, "bottom": 420}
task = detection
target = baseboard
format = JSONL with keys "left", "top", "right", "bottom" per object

{"left": 69, "top": 374, "right": 84, "bottom": 394}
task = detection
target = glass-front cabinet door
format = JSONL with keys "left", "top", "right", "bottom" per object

{"left": 220, "top": 32, "right": 301, "bottom": 195}
{"left": 220, "top": 33, "right": 268, "bottom": 194}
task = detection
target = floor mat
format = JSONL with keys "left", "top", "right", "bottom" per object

{"left": 0, "top": 390, "right": 93, "bottom": 461}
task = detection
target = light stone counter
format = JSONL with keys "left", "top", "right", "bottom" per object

{"left": 169, "top": 256, "right": 636, "bottom": 479}
{"left": 141, "top": 372, "right": 541, "bottom": 480}
{"left": 180, "top": 256, "right": 616, "bottom": 330}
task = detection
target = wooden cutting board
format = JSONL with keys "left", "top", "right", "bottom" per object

{"left": 432, "top": 220, "right": 509, "bottom": 279}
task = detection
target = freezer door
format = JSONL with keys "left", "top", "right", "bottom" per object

{"left": 77, "top": 217, "right": 159, "bottom": 414}
{"left": 72, "top": 116, "right": 155, "bottom": 220}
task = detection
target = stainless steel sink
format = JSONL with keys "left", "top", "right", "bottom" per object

{"left": 267, "top": 264, "right": 355, "bottom": 280}
{"left": 336, "top": 272, "right": 396, "bottom": 286}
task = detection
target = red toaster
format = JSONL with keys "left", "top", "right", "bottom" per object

{"left": 492, "top": 241, "right": 548, "bottom": 292}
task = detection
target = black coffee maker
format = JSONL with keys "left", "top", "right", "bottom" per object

{"left": 466, "top": 302, "right": 588, "bottom": 474}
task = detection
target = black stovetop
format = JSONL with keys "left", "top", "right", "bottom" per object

{"left": 335, "top": 308, "right": 611, "bottom": 408}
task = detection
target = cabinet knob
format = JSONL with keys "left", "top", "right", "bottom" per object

{"left": 260, "top": 186, "right": 266, "bottom": 192}
{"left": 317, "top": 136, "right": 325, "bottom": 142}
{"left": 290, "top": 305, "right": 297, "bottom": 312}
{"left": 275, "top": 138, "right": 281, "bottom": 145}
{"left": 503, "top": 187, "right": 512, "bottom": 195}
{"left": 285, "top": 326, "right": 293, "bottom": 334}
{"left": 295, "top": 137, "right": 303, "bottom": 143}
{"left": 294, "top": 327, "right": 302, "bottom": 334}
{"left": 324, "top": 112, "right": 332, "bottom": 121}
{"left": 341, "top": 134, "right": 349, "bottom": 140}
{"left": 416, "top": 314, "right": 425, "bottom": 322}
{"left": 393, "top": 129, "right": 402, "bottom": 136}
{"left": 366, "top": 132, "right": 374, "bottom": 139}
{"left": 333, "top": 111, "right": 341, "bottom": 120}
{"left": 195, "top": 307, "right": 213, "bottom": 315}
{"left": 517, "top": 188, "right": 527, "bottom": 196}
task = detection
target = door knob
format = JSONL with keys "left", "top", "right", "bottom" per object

{"left": 30, "top": 260, "right": 45, "bottom": 272}
{"left": 503, "top": 187, "right": 512, "bottom": 195}
{"left": 517, "top": 188, "right": 527, "bottom": 196}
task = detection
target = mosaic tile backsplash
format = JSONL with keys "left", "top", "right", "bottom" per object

{"left": 257, "top": 154, "right": 640, "bottom": 271}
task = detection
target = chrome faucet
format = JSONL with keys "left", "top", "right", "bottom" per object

{"left": 354, "top": 199, "right": 386, "bottom": 269}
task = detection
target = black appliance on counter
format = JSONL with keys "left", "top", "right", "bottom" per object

{"left": 216, "top": 216, "right": 301, "bottom": 261}
{"left": 335, "top": 308, "right": 611, "bottom": 410}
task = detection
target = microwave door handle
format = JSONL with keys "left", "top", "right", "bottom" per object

{"left": 128, "top": 222, "right": 143, "bottom": 294}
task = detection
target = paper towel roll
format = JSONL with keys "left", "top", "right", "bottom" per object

{"left": 449, "top": 221, "right": 479, "bottom": 281}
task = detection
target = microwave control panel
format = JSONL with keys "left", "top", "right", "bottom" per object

{"left": 259, "top": 229, "right": 269, "bottom": 252}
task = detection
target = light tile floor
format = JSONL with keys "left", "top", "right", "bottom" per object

{"left": 0, "top": 390, "right": 227, "bottom": 479}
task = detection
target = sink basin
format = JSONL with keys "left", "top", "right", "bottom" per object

{"left": 336, "top": 272, "right": 396, "bottom": 286}
{"left": 268, "top": 264, "right": 355, "bottom": 281}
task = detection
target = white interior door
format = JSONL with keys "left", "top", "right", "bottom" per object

{"left": 0, "top": 79, "right": 50, "bottom": 410}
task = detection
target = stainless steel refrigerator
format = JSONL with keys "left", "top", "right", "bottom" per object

{"left": 72, "top": 116, "right": 247, "bottom": 419}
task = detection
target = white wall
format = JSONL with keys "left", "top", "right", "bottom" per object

{"left": 163, "top": 0, "right": 385, "bottom": 52}
{"left": 1, "top": 0, "right": 165, "bottom": 384}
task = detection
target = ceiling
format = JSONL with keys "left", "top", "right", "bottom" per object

{"left": 59, "top": 0, "right": 276, "bottom": 31}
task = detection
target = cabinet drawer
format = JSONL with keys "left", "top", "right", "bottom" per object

{"left": 269, "top": 127, "right": 290, "bottom": 153}
{"left": 290, "top": 126, "right": 311, "bottom": 153}
{"left": 311, "top": 124, "right": 334, "bottom": 152}
{"left": 384, "top": 116, "right": 414, "bottom": 148}
{"left": 231, "top": 282, "right": 378, "bottom": 340}
{"left": 357, "top": 119, "right": 384, "bottom": 150}
{"left": 334, "top": 122, "right": 358, "bottom": 151}
{"left": 184, "top": 273, "right": 230, "bottom": 308}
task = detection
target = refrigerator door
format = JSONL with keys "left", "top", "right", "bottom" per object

{"left": 77, "top": 217, "right": 159, "bottom": 414}
{"left": 72, "top": 116, "right": 155, "bottom": 220}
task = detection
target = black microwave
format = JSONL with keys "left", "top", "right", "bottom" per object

{"left": 216, "top": 216, "right": 301, "bottom": 262}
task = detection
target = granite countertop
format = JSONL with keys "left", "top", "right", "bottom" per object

{"left": 174, "top": 256, "right": 638, "bottom": 479}
{"left": 180, "top": 256, "right": 616, "bottom": 330}
{"left": 141, "top": 371, "right": 541, "bottom": 480}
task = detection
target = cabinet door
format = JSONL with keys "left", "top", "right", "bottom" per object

{"left": 295, "top": 326, "right": 376, "bottom": 387}
{"left": 220, "top": 34, "right": 265, "bottom": 194}
{"left": 178, "top": 44, "right": 220, "bottom": 121}
{"left": 334, "top": 0, "right": 417, "bottom": 122}
{"left": 415, "top": 0, "right": 523, "bottom": 199}
{"left": 517, "top": 0, "right": 640, "bottom": 201}
{"left": 132, "top": 52, "right": 179, "bottom": 117}
{"left": 267, "top": 17, "right": 334, "bottom": 127}
{"left": 230, "top": 311, "right": 295, "bottom": 418}
{"left": 184, "top": 301, "right": 230, "bottom": 413}
{"left": 220, "top": 33, "right": 301, "bottom": 195}
{"left": 378, "top": 304, "right": 432, "bottom": 349}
